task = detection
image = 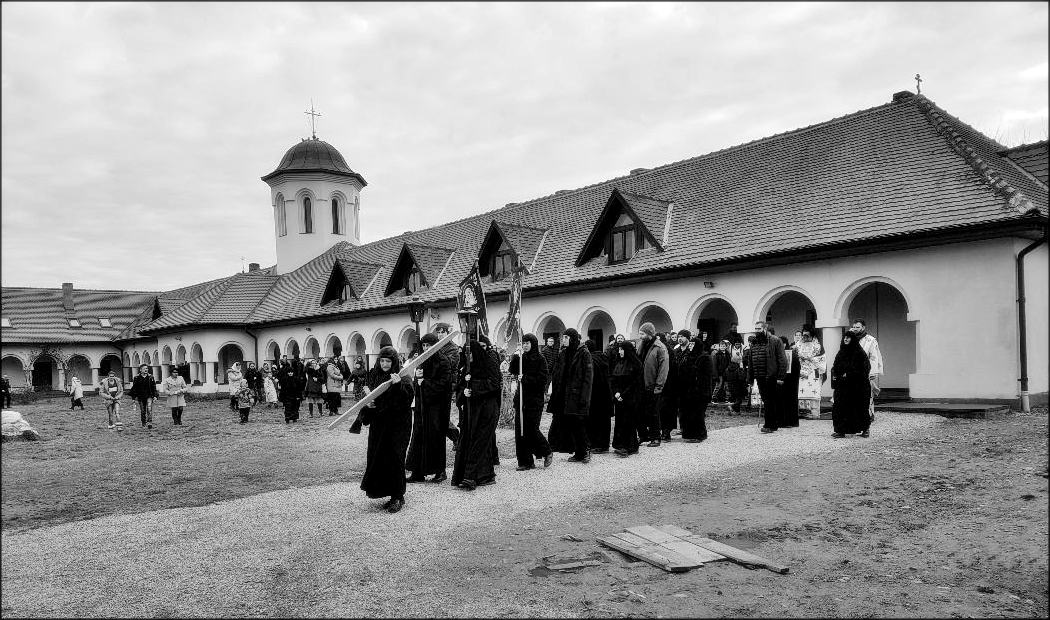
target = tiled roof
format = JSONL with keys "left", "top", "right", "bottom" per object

{"left": 999, "top": 141, "right": 1048, "bottom": 186}
{"left": 335, "top": 258, "right": 384, "bottom": 299}
{"left": 261, "top": 138, "right": 367, "bottom": 185}
{"left": 1, "top": 287, "right": 156, "bottom": 344}
{"left": 405, "top": 244, "right": 456, "bottom": 289}
{"left": 492, "top": 221, "right": 550, "bottom": 273}
{"left": 618, "top": 190, "right": 672, "bottom": 248}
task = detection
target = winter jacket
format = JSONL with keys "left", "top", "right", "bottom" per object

{"left": 744, "top": 333, "right": 787, "bottom": 383}
{"left": 640, "top": 338, "right": 669, "bottom": 392}
{"left": 325, "top": 364, "right": 344, "bottom": 392}
{"left": 547, "top": 345, "right": 594, "bottom": 417}
{"left": 129, "top": 374, "right": 158, "bottom": 400}
{"left": 163, "top": 376, "right": 187, "bottom": 408}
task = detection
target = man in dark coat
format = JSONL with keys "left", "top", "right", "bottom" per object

{"left": 1, "top": 374, "right": 12, "bottom": 408}
{"left": 658, "top": 333, "right": 680, "bottom": 441}
{"left": 745, "top": 321, "right": 787, "bottom": 434}
{"left": 583, "top": 339, "right": 614, "bottom": 453}
{"left": 451, "top": 336, "right": 502, "bottom": 490}
{"left": 722, "top": 322, "right": 744, "bottom": 347}
{"left": 637, "top": 322, "right": 668, "bottom": 446}
{"left": 547, "top": 328, "right": 594, "bottom": 463}
{"left": 405, "top": 333, "right": 453, "bottom": 484}
{"left": 669, "top": 329, "right": 691, "bottom": 437}
{"left": 359, "top": 347, "right": 414, "bottom": 513}
{"left": 128, "top": 364, "right": 159, "bottom": 429}
{"left": 509, "top": 333, "right": 552, "bottom": 470}
{"left": 540, "top": 336, "right": 559, "bottom": 386}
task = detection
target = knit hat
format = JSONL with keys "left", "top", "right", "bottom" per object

{"left": 677, "top": 329, "right": 692, "bottom": 339}
{"left": 420, "top": 333, "right": 440, "bottom": 346}
{"left": 432, "top": 322, "right": 452, "bottom": 333}
{"left": 639, "top": 322, "right": 656, "bottom": 337}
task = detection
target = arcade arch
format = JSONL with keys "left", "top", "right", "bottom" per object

{"left": 66, "top": 355, "right": 92, "bottom": 384}
{"left": 304, "top": 337, "right": 320, "bottom": 360}
{"left": 579, "top": 307, "right": 616, "bottom": 347}
{"left": 843, "top": 280, "right": 915, "bottom": 391}
{"left": 755, "top": 287, "right": 818, "bottom": 337}
{"left": 398, "top": 326, "right": 418, "bottom": 356}
{"left": 687, "top": 295, "right": 739, "bottom": 348}
{"left": 324, "top": 335, "right": 342, "bottom": 358}
{"left": 348, "top": 333, "right": 367, "bottom": 364}
{"left": 534, "top": 313, "right": 566, "bottom": 346}
{"left": 628, "top": 302, "right": 674, "bottom": 338}
{"left": 217, "top": 343, "right": 245, "bottom": 381}
{"left": 2, "top": 356, "right": 27, "bottom": 388}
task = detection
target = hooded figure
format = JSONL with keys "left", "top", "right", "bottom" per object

{"left": 359, "top": 346, "right": 414, "bottom": 513}
{"left": 226, "top": 363, "right": 243, "bottom": 412}
{"left": 546, "top": 328, "right": 594, "bottom": 462}
{"left": 68, "top": 376, "right": 84, "bottom": 410}
{"left": 831, "top": 333, "right": 871, "bottom": 437}
{"left": 610, "top": 340, "right": 644, "bottom": 456}
{"left": 278, "top": 365, "right": 302, "bottom": 423}
{"left": 405, "top": 332, "right": 454, "bottom": 482}
{"left": 583, "top": 339, "right": 614, "bottom": 453}
{"left": 679, "top": 337, "right": 716, "bottom": 441}
{"left": 509, "top": 333, "right": 553, "bottom": 470}
{"left": 451, "top": 336, "right": 502, "bottom": 490}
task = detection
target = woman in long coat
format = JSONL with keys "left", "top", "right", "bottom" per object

{"left": 610, "top": 341, "right": 644, "bottom": 457}
{"left": 547, "top": 328, "right": 594, "bottom": 462}
{"left": 508, "top": 333, "right": 552, "bottom": 470}
{"left": 830, "top": 332, "right": 871, "bottom": 437}
{"left": 405, "top": 333, "right": 453, "bottom": 483}
{"left": 162, "top": 367, "right": 187, "bottom": 426}
{"left": 583, "top": 339, "right": 614, "bottom": 453}
{"left": 452, "top": 337, "right": 503, "bottom": 490}
{"left": 359, "top": 346, "right": 414, "bottom": 513}
{"left": 679, "top": 338, "right": 716, "bottom": 442}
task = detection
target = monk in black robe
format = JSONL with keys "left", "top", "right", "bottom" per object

{"left": 359, "top": 346, "right": 413, "bottom": 513}
{"left": 405, "top": 333, "right": 453, "bottom": 484}
{"left": 611, "top": 341, "right": 644, "bottom": 457}
{"left": 509, "top": 333, "right": 552, "bottom": 470}
{"left": 547, "top": 328, "right": 593, "bottom": 462}
{"left": 679, "top": 338, "right": 715, "bottom": 442}
{"left": 831, "top": 332, "right": 871, "bottom": 438}
{"left": 451, "top": 337, "right": 502, "bottom": 490}
{"left": 583, "top": 339, "right": 614, "bottom": 453}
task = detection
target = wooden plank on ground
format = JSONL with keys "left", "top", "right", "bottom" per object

{"left": 597, "top": 533, "right": 700, "bottom": 572}
{"left": 656, "top": 524, "right": 790, "bottom": 574}
{"left": 625, "top": 525, "right": 728, "bottom": 564}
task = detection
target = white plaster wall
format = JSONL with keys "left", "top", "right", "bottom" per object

{"left": 1019, "top": 241, "right": 1048, "bottom": 397}
{"left": 270, "top": 176, "right": 362, "bottom": 275}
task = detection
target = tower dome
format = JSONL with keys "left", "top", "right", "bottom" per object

{"left": 261, "top": 137, "right": 367, "bottom": 186}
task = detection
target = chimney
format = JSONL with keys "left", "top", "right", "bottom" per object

{"left": 248, "top": 262, "right": 260, "bottom": 272}
{"left": 62, "top": 282, "right": 74, "bottom": 311}
{"left": 630, "top": 168, "right": 650, "bottom": 175}
{"left": 892, "top": 90, "right": 915, "bottom": 103}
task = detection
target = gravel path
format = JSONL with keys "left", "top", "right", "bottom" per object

{"left": 1, "top": 414, "right": 941, "bottom": 617}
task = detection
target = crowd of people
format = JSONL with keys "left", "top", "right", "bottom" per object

{"left": 354, "top": 318, "right": 884, "bottom": 514}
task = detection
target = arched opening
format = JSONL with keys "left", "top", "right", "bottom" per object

{"left": 492, "top": 318, "right": 508, "bottom": 350}
{"left": 176, "top": 346, "right": 187, "bottom": 364}
{"left": 100, "top": 354, "right": 123, "bottom": 380}
{"left": 266, "top": 341, "right": 281, "bottom": 365}
{"left": 67, "top": 354, "right": 92, "bottom": 384}
{"left": 133, "top": 352, "right": 142, "bottom": 368}
{"left": 189, "top": 343, "right": 204, "bottom": 385}
{"left": 2, "top": 356, "right": 27, "bottom": 389}
{"left": 580, "top": 308, "right": 616, "bottom": 348}
{"left": 161, "top": 346, "right": 173, "bottom": 364}
{"left": 304, "top": 337, "right": 320, "bottom": 361}
{"left": 123, "top": 352, "right": 133, "bottom": 382}
{"left": 325, "top": 335, "right": 343, "bottom": 358}
{"left": 760, "top": 290, "right": 817, "bottom": 340}
{"left": 535, "top": 314, "right": 566, "bottom": 348}
{"left": 370, "top": 330, "right": 393, "bottom": 367}
{"left": 693, "top": 297, "right": 739, "bottom": 348}
{"left": 846, "top": 282, "right": 915, "bottom": 394}
{"left": 398, "top": 327, "right": 418, "bottom": 357}
{"left": 286, "top": 339, "right": 301, "bottom": 361}
{"left": 142, "top": 351, "right": 152, "bottom": 366}
{"left": 348, "top": 333, "right": 366, "bottom": 366}
{"left": 217, "top": 344, "right": 245, "bottom": 383}
{"left": 32, "top": 355, "right": 58, "bottom": 391}
{"left": 631, "top": 304, "right": 673, "bottom": 339}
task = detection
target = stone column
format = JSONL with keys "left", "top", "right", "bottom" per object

{"left": 91, "top": 367, "right": 100, "bottom": 393}
{"left": 819, "top": 325, "right": 844, "bottom": 399}
{"left": 205, "top": 362, "right": 217, "bottom": 388}
{"left": 57, "top": 366, "right": 66, "bottom": 391}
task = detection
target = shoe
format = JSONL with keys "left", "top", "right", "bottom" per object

{"left": 567, "top": 455, "right": 584, "bottom": 462}
{"left": 147, "top": 424, "right": 152, "bottom": 429}
{"left": 516, "top": 465, "right": 534, "bottom": 471}
{"left": 671, "top": 429, "right": 683, "bottom": 436}
{"left": 614, "top": 448, "right": 629, "bottom": 457}
{"left": 582, "top": 454, "right": 591, "bottom": 464}
{"left": 661, "top": 432, "right": 672, "bottom": 441}
{"left": 591, "top": 448, "right": 609, "bottom": 454}
{"left": 406, "top": 476, "right": 425, "bottom": 483}
{"left": 107, "top": 424, "right": 115, "bottom": 429}
{"left": 387, "top": 498, "right": 404, "bottom": 513}
{"left": 381, "top": 498, "right": 394, "bottom": 509}
{"left": 760, "top": 427, "right": 774, "bottom": 433}
{"left": 860, "top": 430, "right": 870, "bottom": 438}
{"left": 647, "top": 440, "right": 661, "bottom": 447}
{"left": 478, "top": 478, "right": 496, "bottom": 486}
{"left": 543, "top": 454, "right": 553, "bottom": 468}
{"left": 459, "top": 479, "right": 477, "bottom": 491}
{"left": 683, "top": 438, "right": 701, "bottom": 443}
{"left": 831, "top": 432, "right": 846, "bottom": 438}
{"left": 430, "top": 471, "right": 448, "bottom": 483}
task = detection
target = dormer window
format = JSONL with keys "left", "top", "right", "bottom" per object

{"left": 405, "top": 265, "right": 424, "bottom": 294}
{"left": 1, "top": 317, "right": 10, "bottom": 328}
{"left": 68, "top": 318, "right": 82, "bottom": 328}
{"left": 99, "top": 317, "right": 112, "bottom": 327}
{"left": 607, "top": 213, "right": 650, "bottom": 264}
{"left": 489, "top": 240, "right": 516, "bottom": 282}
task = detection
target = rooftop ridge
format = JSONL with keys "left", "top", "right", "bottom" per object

{"left": 998, "top": 139, "right": 1049, "bottom": 155}
{"left": 1, "top": 286, "right": 159, "bottom": 295}
{"left": 915, "top": 95, "right": 1039, "bottom": 215}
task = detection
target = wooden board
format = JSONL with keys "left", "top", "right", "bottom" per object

{"left": 327, "top": 330, "right": 460, "bottom": 430}
{"left": 655, "top": 524, "right": 790, "bottom": 574}
{"left": 597, "top": 531, "right": 702, "bottom": 572}
{"left": 625, "top": 525, "right": 728, "bottom": 564}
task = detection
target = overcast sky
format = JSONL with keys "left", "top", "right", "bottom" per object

{"left": 2, "top": 2, "right": 1047, "bottom": 291}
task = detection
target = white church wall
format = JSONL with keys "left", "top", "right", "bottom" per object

{"left": 271, "top": 175, "right": 362, "bottom": 275}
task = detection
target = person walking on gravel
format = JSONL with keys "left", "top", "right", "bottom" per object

{"left": 830, "top": 331, "right": 871, "bottom": 438}
{"left": 359, "top": 346, "right": 413, "bottom": 513}
{"left": 98, "top": 370, "right": 124, "bottom": 431}
{"left": 405, "top": 333, "right": 454, "bottom": 483}
{"left": 850, "top": 318, "right": 883, "bottom": 438}
{"left": 128, "top": 364, "right": 158, "bottom": 429}
{"left": 745, "top": 321, "right": 787, "bottom": 434}
{"left": 610, "top": 340, "right": 644, "bottom": 457}
{"left": 452, "top": 336, "right": 502, "bottom": 490}
{"left": 547, "top": 329, "right": 594, "bottom": 463}
{"left": 637, "top": 322, "right": 668, "bottom": 446}
{"left": 508, "top": 333, "right": 553, "bottom": 470}
{"left": 163, "top": 367, "right": 188, "bottom": 426}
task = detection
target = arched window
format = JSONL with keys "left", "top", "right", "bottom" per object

{"left": 276, "top": 194, "right": 287, "bottom": 237}
{"left": 354, "top": 196, "right": 361, "bottom": 239}
{"left": 301, "top": 197, "right": 313, "bottom": 234}
{"left": 332, "top": 196, "right": 345, "bottom": 235}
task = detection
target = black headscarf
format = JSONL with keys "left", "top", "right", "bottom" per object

{"left": 612, "top": 340, "right": 643, "bottom": 375}
{"left": 835, "top": 333, "right": 862, "bottom": 366}
{"left": 522, "top": 333, "right": 543, "bottom": 365}
{"left": 367, "top": 345, "right": 402, "bottom": 388}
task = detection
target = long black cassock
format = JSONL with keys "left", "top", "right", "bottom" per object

{"left": 359, "top": 357, "right": 414, "bottom": 501}
{"left": 405, "top": 350, "right": 453, "bottom": 477}
{"left": 451, "top": 339, "right": 502, "bottom": 487}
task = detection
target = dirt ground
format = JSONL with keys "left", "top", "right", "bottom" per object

{"left": 2, "top": 394, "right": 1047, "bottom": 618}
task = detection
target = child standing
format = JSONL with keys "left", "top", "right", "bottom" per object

{"left": 98, "top": 371, "right": 124, "bottom": 431}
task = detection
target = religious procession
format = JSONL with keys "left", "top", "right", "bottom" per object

{"left": 337, "top": 261, "right": 885, "bottom": 515}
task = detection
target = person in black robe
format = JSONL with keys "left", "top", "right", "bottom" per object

{"left": 451, "top": 336, "right": 502, "bottom": 490}
{"left": 680, "top": 338, "right": 716, "bottom": 441}
{"left": 405, "top": 333, "right": 453, "bottom": 484}
{"left": 831, "top": 332, "right": 871, "bottom": 437}
{"left": 508, "top": 333, "right": 553, "bottom": 470}
{"left": 657, "top": 333, "right": 680, "bottom": 441}
{"left": 277, "top": 365, "right": 302, "bottom": 423}
{"left": 611, "top": 341, "right": 644, "bottom": 457}
{"left": 358, "top": 346, "right": 414, "bottom": 513}
{"left": 583, "top": 339, "right": 614, "bottom": 453}
{"left": 779, "top": 335, "right": 802, "bottom": 427}
{"left": 547, "top": 328, "right": 594, "bottom": 463}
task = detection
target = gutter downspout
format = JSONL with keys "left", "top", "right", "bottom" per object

{"left": 1016, "top": 229, "right": 1048, "bottom": 413}
{"left": 244, "top": 326, "right": 260, "bottom": 365}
